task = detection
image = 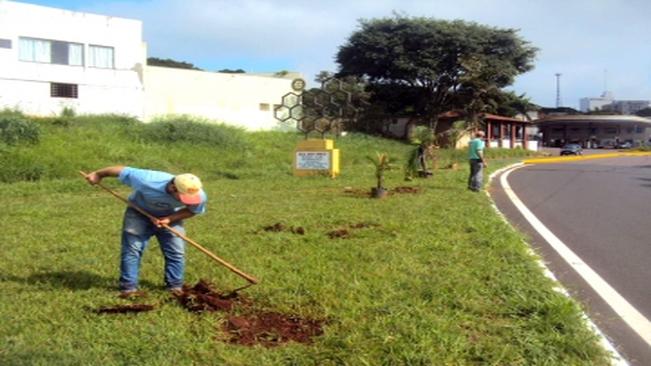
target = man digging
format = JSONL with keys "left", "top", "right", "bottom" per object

{"left": 85, "top": 166, "right": 207, "bottom": 298}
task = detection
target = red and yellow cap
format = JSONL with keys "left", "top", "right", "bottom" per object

{"left": 174, "top": 173, "right": 203, "bottom": 205}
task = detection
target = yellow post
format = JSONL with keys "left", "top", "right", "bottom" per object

{"left": 293, "top": 139, "right": 340, "bottom": 178}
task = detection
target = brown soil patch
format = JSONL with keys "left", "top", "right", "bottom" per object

{"left": 342, "top": 187, "right": 371, "bottom": 198}
{"left": 174, "top": 280, "right": 324, "bottom": 347}
{"left": 96, "top": 304, "right": 155, "bottom": 314}
{"left": 344, "top": 186, "right": 422, "bottom": 197}
{"left": 224, "top": 312, "right": 324, "bottom": 347}
{"left": 391, "top": 186, "right": 422, "bottom": 194}
{"left": 327, "top": 229, "right": 350, "bottom": 239}
{"left": 349, "top": 222, "right": 380, "bottom": 229}
{"left": 263, "top": 223, "right": 305, "bottom": 235}
{"left": 327, "top": 222, "right": 381, "bottom": 239}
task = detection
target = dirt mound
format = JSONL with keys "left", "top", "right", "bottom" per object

{"left": 173, "top": 280, "right": 247, "bottom": 312}
{"left": 96, "top": 304, "right": 155, "bottom": 314}
{"left": 224, "top": 312, "right": 324, "bottom": 347}
{"left": 176, "top": 280, "right": 325, "bottom": 347}
{"left": 263, "top": 223, "right": 305, "bottom": 235}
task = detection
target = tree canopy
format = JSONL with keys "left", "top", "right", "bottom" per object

{"left": 634, "top": 107, "right": 651, "bottom": 117}
{"left": 147, "top": 57, "right": 202, "bottom": 70}
{"left": 336, "top": 15, "right": 537, "bottom": 130}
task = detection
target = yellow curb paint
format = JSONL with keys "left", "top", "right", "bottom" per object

{"left": 524, "top": 151, "right": 651, "bottom": 164}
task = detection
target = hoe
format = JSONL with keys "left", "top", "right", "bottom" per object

{"left": 79, "top": 171, "right": 258, "bottom": 292}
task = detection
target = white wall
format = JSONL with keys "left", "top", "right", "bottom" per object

{"left": 144, "top": 66, "right": 296, "bottom": 130}
{"left": 0, "top": 0, "right": 145, "bottom": 117}
{"left": 0, "top": 1, "right": 299, "bottom": 130}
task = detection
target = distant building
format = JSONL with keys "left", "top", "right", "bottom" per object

{"left": 0, "top": 0, "right": 299, "bottom": 130}
{"left": 579, "top": 91, "right": 614, "bottom": 112}
{"left": 609, "top": 100, "right": 650, "bottom": 115}
{"left": 535, "top": 115, "right": 651, "bottom": 148}
{"left": 579, "top": 91, "right": 650, "bottom": 115}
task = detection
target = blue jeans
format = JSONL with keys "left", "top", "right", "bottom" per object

{"left": 120, "top": 207, "right": 185, "bottom": 291}
{"left": 468, "top": 159, "right": 484, "bottom": 191}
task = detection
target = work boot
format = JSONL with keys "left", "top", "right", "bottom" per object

{"left": 169, "top": 287, "right": 183, "bottom": 297}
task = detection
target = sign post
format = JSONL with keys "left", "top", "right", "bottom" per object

{"left": 293, "top": 139, "right": 340, "bottom": 178}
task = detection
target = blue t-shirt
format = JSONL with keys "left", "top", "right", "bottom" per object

{"left": 118, "top": 167, "right": 207, "bottom": 217}
{"left": 468, "top": 138, "right": 485, "bottom": 160}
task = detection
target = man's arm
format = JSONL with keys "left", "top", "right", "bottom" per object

{"left": 478, "top": 150, "right": 488, "bottom": 167}
{"left": 155, "top": 208, "right": 195, "bottom": 227}
{"left": 85, "top": 166, "right": 125, "bottom": 185}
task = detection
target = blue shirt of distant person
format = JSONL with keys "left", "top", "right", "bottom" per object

{"left": 468, "top": 131, "right": 488, "bottom": 192}
{"left": 85, "top": 166, "right": 207, "bottom": 296}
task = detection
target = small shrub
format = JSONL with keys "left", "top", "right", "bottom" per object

{"left": 0, "top": 113, "right": 40, "bottom": 145}
{"left": 60, "top": 106, "right": 76, "bottom": 118}
{"left": 141, "top": 115, "right": 248, "bottom": 148}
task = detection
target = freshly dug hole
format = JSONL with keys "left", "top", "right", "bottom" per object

{"left": 177, "top": 280, "right": 325, "bottom": 346}
{"left": 224, "top": 312, "right": 324, "bottom": 347}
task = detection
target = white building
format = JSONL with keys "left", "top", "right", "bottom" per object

{"left": 0, "top": 0, "right": 146, "bottom": 117}
{"left": 579, "top": 91, "right": 614, "bottom": 112}
{"left": 579, "top": 91, "right": 650, "bottom": 115}
{"left": 0, "top": 0, "right": 298, "bottom": 130}
{"left": 144, "top": 67, "right": 299, "bottom": 130}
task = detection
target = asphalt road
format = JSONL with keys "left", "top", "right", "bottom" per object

{"left": 491, "top": 156, "right": 651, "bottom": 366}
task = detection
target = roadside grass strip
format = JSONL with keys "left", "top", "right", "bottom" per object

{"left": 0, "top": 114, "right": 611, "bottom": 365}
{"left": 524, "top": 151, "right": 651, "bottom": 165}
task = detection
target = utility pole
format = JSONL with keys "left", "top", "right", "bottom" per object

{"left": 555, "top": 73, "right": 562, "bottom": 108}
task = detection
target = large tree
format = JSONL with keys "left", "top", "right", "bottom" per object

{"left": 336, "top": 15, "right": 537, "bottom": 133}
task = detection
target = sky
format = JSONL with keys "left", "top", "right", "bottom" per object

{"left": 19, "top": 0, "right": 651, "bottom": 109}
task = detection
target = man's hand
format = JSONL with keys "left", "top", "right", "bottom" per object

{"left": 85, "top": 172, "right": 101, "bottom": 185}
{"left": 152, "top": 217, "right": 171, "bottom": 228}
{"left": 482, "top": 161, "right": 488, "bottom": 168}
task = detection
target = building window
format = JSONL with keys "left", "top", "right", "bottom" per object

{"left": 635, "top": 125, "right": 644, "bottom": 134}
{"left": 51, "top": 83, "right": 78, "bottom": 98}
{"left": 259, "top": 103, "right": 270, "bottom": 111}
{"left": 0, "top": 39, "right": 11, "bottom": 49}
{"left": 19, "top": 37, "right": 83, "bottom": 66}
{"left": 88, "top": 45, "right": 114, "bottom": 68}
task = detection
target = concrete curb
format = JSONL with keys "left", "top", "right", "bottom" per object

{"left": 524, "top": 151, "right": 651, "bottom": 165}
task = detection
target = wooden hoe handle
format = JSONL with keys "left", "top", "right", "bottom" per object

{"left": 79, "top": 171, "right": 259, "bottom": 284}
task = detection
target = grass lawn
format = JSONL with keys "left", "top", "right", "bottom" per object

{"left": 0, "top": 114, "right": 610, "bottom": 365}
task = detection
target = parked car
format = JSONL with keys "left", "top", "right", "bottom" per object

{"left": 616, "top": 141, "right": 632, "bottom": 149}
{"left": 597, "top": 140, "right": 616, "bottom": 149}
{"left": 560, "top": 144, "right": 583, "bottom": 156}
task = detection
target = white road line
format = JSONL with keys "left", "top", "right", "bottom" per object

{"left": 500, "top": 165, "right": 651, "bottom": 348}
